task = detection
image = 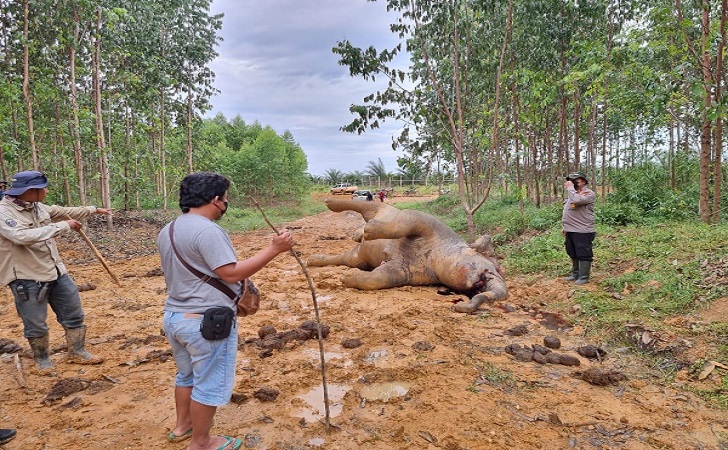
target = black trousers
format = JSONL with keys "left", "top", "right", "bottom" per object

{"left": 564, "top": 232, "right": 596, "bottom": 261}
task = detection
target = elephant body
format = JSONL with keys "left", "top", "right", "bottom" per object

{"left": 308, "top": 199, "right": 508, "bottom": 312}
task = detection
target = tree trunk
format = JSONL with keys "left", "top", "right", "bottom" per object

{"left": 698, "top": 1, "right": 713, "bottom": 223}
{"left": 93, "top": 6, "right": 113, "bottom": 230}
{"left": 573, "top": 84, "right": 580, "bottom": 170}
{"left": 531, "top": 133, "right": 541, "bottom": 208}
{"left": 711, "top": 0, "right": 726, "bottom": 224}
{"left": 0, "top": 136, "right": 6, "bottom": 180}
{"left": 160, "top": 87, "right": 168, "bottom": 209}
{"left": 124, "top": 102, "right": 131, "bottom": 211}
{"left": 53, "top": 98, "right": 71, "bottom": 203}
{"left": 160, "top": 28, "right": 168, "bottom": 209}
{"left": 558, "top": 93, "right": 568, "bottom": 187}
{"left": 187, "top": 90, "right": 194, "bottom": 173}
{"left": 22, "top": 0, "right": 37, "bottom": 168}
{"left": 69, "top": 7, "right": 87, "bottom": 205}
{"left": 512, "top": 80, "right": 523, "bottom": 217}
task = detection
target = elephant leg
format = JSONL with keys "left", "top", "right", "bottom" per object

{"left": 363, "top": 219, "right": 413, "bottom": 240}
{"left": 325, "top": 198, "right": 392, "bottom": 221}
{"left": 341, "top": 265, "right": 409, "bottom": 290}
{"left": 308, "top": 245, "right": 364, "bottom": 268}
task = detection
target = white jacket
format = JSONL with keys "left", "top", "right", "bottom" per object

{"left": 0, "top": 197, "right": 96, "bottom": 285}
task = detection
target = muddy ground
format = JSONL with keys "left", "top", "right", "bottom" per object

{"left": 0, "top": 194, "right": 726, "bottom": 450}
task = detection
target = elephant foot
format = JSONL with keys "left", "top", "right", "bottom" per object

{"left": 452, "top": 293, "right": 494, "bottom": 313}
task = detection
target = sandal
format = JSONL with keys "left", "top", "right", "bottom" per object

{"left": 216, "top": 436, "right": 243, "bottom": 450}
{"left": 167, "top": 428, "right": 192, "bottom": 443}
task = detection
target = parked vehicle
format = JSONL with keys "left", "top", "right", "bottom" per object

{"left": 352, "top": 190, "right": 374, "bottom": 200}
{"left": 330, "top": 183, "right": 358, "bottom": 195}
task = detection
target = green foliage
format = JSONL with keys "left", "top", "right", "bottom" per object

{"left": 201, "top": 119, "right": 310, "bottom": 203}
{"left": 218, "top": 195, "right": 327, "bottom": 232}
{"left": 606, "top": 160, "right": 700, "bottom": 222}
{"left": 503, "top": 228, "right": 565, "bottom": 273}
{"left": 595, "top": 202, "right": 644, "bottom": 226}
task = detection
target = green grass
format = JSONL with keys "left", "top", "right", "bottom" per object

{"left": 218, "top": 195, "right": 328, "bottom": 232}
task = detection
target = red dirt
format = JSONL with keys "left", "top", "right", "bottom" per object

{"left": 0, "top": 195, "right": 726, "bottom": 449}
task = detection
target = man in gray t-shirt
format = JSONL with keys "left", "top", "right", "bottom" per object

{"left": 158, "top": 213, "right": 240, "bottom": 312}
{"left": 157, "top": 172, "right": 293, "bottom": 449}
{"left": 562, "top": 171, "right": 596, "bottom": 285}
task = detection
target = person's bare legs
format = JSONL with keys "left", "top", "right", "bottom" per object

{"left": 171, "top": 386, "right": 193, "bottom": 437}
{"left": 187, "top": 400, "right": 230, "bottom": 450}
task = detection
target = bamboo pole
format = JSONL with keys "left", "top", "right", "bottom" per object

{"left": 63, "top": 214, "right": 121, "bottom": 286}
{"left": 251, "top": 198, "right": 331, "bottom": 432}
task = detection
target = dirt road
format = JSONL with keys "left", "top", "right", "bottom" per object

{"left": 0, "top": 198, "right": 726, "bottom": 449}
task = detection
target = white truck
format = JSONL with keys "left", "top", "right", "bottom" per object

{"left": 330, "top": 183, "right": 359, "bottom": 195}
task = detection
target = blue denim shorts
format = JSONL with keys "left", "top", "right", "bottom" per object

{"left": 163, "top": 310, "right": 237, "bottom": 407}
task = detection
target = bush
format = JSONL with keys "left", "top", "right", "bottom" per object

{"left": 606, "top": 159, "right": 700, "bottom": 221}
{"left": 596, "top": 202, "right": 644, "bottom": 226}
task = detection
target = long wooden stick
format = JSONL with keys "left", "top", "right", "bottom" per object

{"left": 252, "top": 198, "right": 331, "bottom": 432}
{"left": 63, "top": 214, "right": 121, "bottom": 286}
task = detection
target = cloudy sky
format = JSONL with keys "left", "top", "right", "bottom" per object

{"left": 208, "top": 0, "right": 408, "bottom": 177}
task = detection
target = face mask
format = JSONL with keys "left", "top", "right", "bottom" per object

{"left": 214, "top": 199, "right": 228, "bottom": 218}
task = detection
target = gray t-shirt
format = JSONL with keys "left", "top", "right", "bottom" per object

{"left": 562, "top": 186, "right": 596, "bottom": 233}
{"left": 157, "top": 213, "right": 241, "bottom": 312}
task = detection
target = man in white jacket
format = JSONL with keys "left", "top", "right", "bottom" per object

{"left": 0, "top": 171, "right": 112, "bottom": 370}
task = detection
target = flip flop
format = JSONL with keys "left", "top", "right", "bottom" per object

{"left": 167, "top": 428, "right": 192, "bottom": 443}
{"left": 216, "top": 436, "right": 243, "bottom": 450}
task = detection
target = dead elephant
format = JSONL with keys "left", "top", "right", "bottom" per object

{"left": 307, "top": 198, "right": 508, "bottom": 313}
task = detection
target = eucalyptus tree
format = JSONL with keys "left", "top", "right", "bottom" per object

{"left": 620, "top": 0, "right": 727, "bottom": 223}
{"left": 673, "top": 0, "right": 727, "bottom": 223}
{"left": 21, "top": 0, "right": 37, "bottom": 166}
{"left": 0, "top": 0, "right": 26, "bottom": 175}
{"left": 335, "top": 0, "right": 516, "bottom": 236}
{"left": 163, "top": 0, "right": 222, "bottom": 174}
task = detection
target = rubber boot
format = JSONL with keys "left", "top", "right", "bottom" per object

{"left": 65, "top": 326, "right": 104, "bottom": 365}
{"left": 27, "top": 334, "right": 54, "bottom": 370}
{"left": 574, "top": 260, "right": 592, "bottom": 285}
{"left": 563, "top": 259, "right": 579, "bottom": 281}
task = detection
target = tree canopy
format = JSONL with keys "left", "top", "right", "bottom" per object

{"left": 334, "top": 0, "right": 727, "bottom": 229}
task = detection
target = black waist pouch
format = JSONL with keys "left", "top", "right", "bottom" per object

{"left": 200, "top": 307, "right": 235, "bottom": 340}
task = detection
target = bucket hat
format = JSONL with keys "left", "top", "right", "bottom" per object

{"left": 566, "top": 171, "right": 588, "bottom": 184}
{"left": 5, "top": 171, "right": 49, "bottom": 196}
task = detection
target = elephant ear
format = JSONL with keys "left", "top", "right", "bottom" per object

{"left": 470, "top": 235, "right": 495, "bottom": 256}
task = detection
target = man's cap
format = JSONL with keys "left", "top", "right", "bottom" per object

{"left": 5, "top": 171, "right": 49, "bottom": 196}
{"left": 566, "top": 171, "right": 588, "bottom": 183}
